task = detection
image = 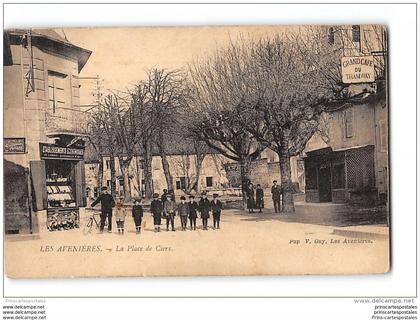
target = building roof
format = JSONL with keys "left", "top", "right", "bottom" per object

{"left": 5, "top": 29, "right": 92, "bottom": 72}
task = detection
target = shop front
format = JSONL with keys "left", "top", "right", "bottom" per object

{"left": 30, "top": 143, "right": 86, "bottom": 231}
{"left": 304, "top": 145, "right": 376, "bottom": 205}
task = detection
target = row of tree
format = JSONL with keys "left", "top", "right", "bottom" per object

{"left": 88, "top": 26, "right": 386, "bottom": 212}
{"left": 87, "top": 68, "right": 209, "bottom": 203}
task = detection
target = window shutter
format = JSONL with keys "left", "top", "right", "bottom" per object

{"left": 30, "top": 160, "right": 47, "bottom": 211}
{"left": 74, "top": 161, "right": 87, "bottom": 207}
{"left": 345, "top": 109, "right": 354, "bottom": 138}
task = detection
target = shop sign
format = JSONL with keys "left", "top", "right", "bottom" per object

{"left": 341, "top": 55, "right": 375, "bottom": 84}
{"left": 40, "top": 143, "right": 84, "bottom": 160}
{"left": 4, "top": 138, "right": 26, "bottom": 154}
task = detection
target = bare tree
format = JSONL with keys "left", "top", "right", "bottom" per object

{"left": 187, "top": 43, "right": 264, "bottom": 206}
{"left": 129, "top": 83, "right": 155, "bottom": 199}
{"left": 88, "top": 104, "right": 118, "bottom": 197}
{"left": 104, "top": 93, "right": 139, "bottom": 203}
{"left": 145, "top": 68, "right": 186, "bottom": 193}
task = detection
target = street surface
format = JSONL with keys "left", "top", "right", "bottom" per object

{"left": 5, "top": 201, "right": 389, "bottom": 278}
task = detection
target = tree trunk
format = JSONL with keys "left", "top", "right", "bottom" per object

{"left": 97, "top": 157, "right": 103, "bottom": 195}
{"left": 158, "top": 141, "right": 174, "bottom": 193}
{"left": 109, "top": 154, "right": 117, "bottom": 198}
{"left": 192, "top": 154, "right": 205, "bottom": 194}
{"left": 119, "top": 157, "right": 132, "bottom": 203}
{"left": 135, "top": 156, "right": 142, "bottom": 199}
{"left": 143, "top": 140, "right": 154, "bottom": 200}
{"left": 278, "top": 133, "right": 295, "bottom": 213}
{"left": 239, "top": 157, "right": 251, "bottom": 209}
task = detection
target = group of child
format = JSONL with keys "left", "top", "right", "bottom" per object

{"left": 113, "top": 192, "right": 223, "bottom": 234}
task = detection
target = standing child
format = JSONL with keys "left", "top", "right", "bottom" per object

{"left": 115, "top": 199, "right": 127, "bottom": 234}
{"left": 198, "top": 192, "right": 211, "bottom": 230}
{"left": 178, "top": 196, "right": 189, "bottom": 231}
{"left": 150, "top": 193, "right": 163, "bottom": 232}
{"left": 210, "top": 193, "right": 222, "bottom": 229}
{"left": 163, "top": 194, "right": 177, "bottom": 231}
{"left": 188, "top": 195, "right": 198, "bottom": 230}
{"left": 132, "top": 200, "right": 143, "bottom": 234}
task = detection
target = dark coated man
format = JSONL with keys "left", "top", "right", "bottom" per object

{"left": 198, "top": 192, "right": 211, "bottom": 230}
{"left": 188, "top": 195, "right": 198, "bottom": 230}
{"left": 150, "top": 193, "right": 163, "bottom": 232}
{"left": 271, "top": 180, "right": 282, "bottom": 213}
{"left": 255, "top": 184, "right": 264, "bottom": 213}
{"left": 210, "top": 193, "right": 222, "bottom": 229}
{"left": 91, "top": 186, "right": 115, "bottom": 233}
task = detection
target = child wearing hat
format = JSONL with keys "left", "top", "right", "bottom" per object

{"left": 163, "top": 193, "right": 177, "bottom": 231}
{"left": 178, "top": 196, "right": 189, "bottom": 231}
{"left": 115, "top": 198, "right": 127, "bottom": 234}
{"left": 150, "top": 193, "right": 163, "bottom": 232}
{"left": 211, "top": 193, "right": 223, "bottom": 229}
{"left": 198, "top": 192, "right": 211, "bottom": 230}
{"left": 188, "top": 195, "right": 198, "bottom": 230}
{"left": 132, "top": 200, "right": 143, "bottom": 234}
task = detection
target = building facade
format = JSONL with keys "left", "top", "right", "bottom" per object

{"left": 302, "top": 25, "right": 388, "bottom": 205}
{"left": 4, "top": 29, "right": 91, "bottom": 233}
{"left": 303, "top": 89, "right": 387, "bottom": 205}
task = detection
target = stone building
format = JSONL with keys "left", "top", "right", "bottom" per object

{"left": 4, "top": 29, "right": 91, "bottom": 233}
{"left": 303, "top": 25, "right": 388, "bottom": 205}
{"left": 304, "top": 91, "right": 387, "bottom": 205}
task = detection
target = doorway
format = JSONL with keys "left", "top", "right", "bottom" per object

{"left": 318, "top": 165, "right": 332, "bottom": 202}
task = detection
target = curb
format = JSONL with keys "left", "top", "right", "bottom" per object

{"left": 332, "top": 228, "right": 388, "bottom": 240}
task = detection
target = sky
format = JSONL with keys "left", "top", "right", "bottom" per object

{"left": 62, "top": 26, "right": 289, "bottom": 105}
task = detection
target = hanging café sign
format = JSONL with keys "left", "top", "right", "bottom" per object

{"left": 341, "top": 55, "right": 375, "bottom": 84}
{"left": 40, "top": 143, "right": 84, "bottom": 160}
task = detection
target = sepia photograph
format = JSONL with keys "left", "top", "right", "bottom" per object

{"left": 3, "top": 24, "right": 390, "bottom": 278}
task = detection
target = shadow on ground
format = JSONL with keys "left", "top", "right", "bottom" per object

{"left": 235, "top": 202, "right": 388, "bottom": 227}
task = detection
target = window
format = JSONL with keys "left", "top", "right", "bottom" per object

{"left": 119, "top": 179, "right": 124, "bottom": 186}
{"left": 352, "top": 25, "right": 360, "bottom": 42}
{"left": 305, "top": 166, "right": 318, "bottom": 190}
{"left": 206, "top": 177, "right": 213, "bottom": 188}
{"left": 328, "top": 27, "right": 334, "bottom": 45}
{"left": 344, "top": 109, "right": 354, "bottom": 138}
{"left": 106, "top": 180, "right": 111, "bottom": 187}
{"left": 332, "top": 164, "right": 345, "bottom": 189}
{"left": 48, "top": 71, "right": 68, "bottom": 113}
{"left": 105, "top": 160, "right": 111, "bottom": 170}
{"left": 176, "top": 177, "right": 186, "bottom": 190}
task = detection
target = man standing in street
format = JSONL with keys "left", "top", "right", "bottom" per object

{"left": 271, "top": 180, "right": 282, "bottom": 213}
{"left": 91, "top": 186, "right": 115, "bottom": 233}
{"left": 198, "top": 192, "right": 211, "bottom": 230}
{"left": 210, "top": 193, "right": 222, "bottom": 229}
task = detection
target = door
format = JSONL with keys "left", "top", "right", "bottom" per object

{"left": 30, "top": 160, "right": 47, "bottom": 211}
{"left": 318, "top": 165, "right": 332, "bottom": 202}
{"left": 74, "top": 160, "right": 87, "bottom": 207}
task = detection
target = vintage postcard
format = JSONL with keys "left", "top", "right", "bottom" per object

{"left": 3, "top": 25, "right": 389, "bottom": 278}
